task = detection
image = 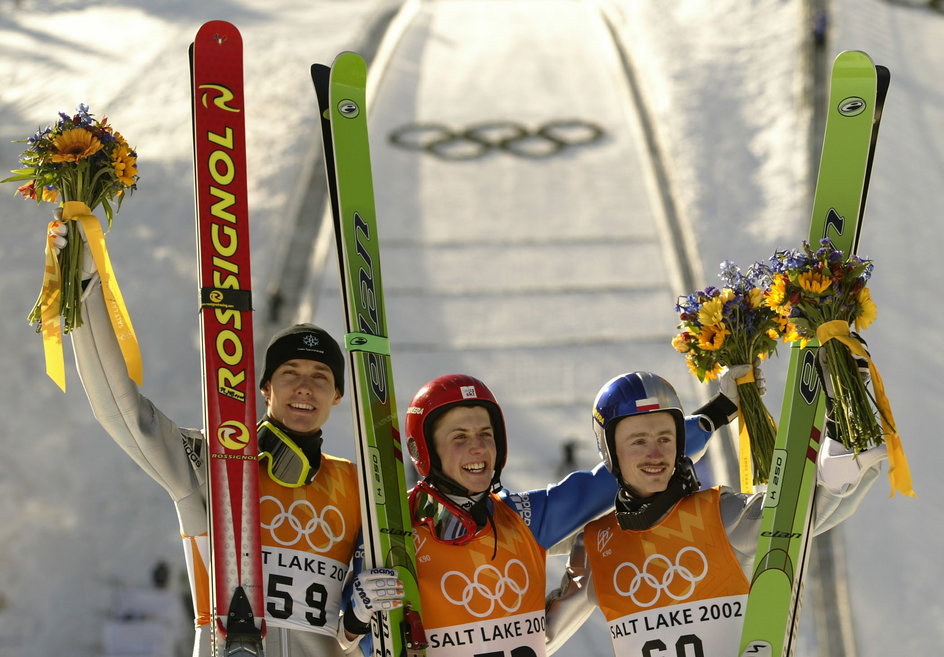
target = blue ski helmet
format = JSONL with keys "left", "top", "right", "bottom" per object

{"left": 592, "top": 372, "right": 687, "bottom": 482}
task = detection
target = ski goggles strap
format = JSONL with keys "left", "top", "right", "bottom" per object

{"left": 409, "top": 481, "right": 481, "bottom": 546}
{"left": 258, "top": 420, "right": 312, "bottom": 488}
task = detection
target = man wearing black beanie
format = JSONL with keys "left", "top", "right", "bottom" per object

{"left": 68, "top": 245, "right": 395, "bottom": 657}
{"left": 258, "top": 323, "right": 345, "bottom": 438}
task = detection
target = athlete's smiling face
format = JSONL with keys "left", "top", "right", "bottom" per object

{"left": 613, "top": 411, "right": 677, "bottom": 498}
{"left": 432, "top": 405, "right": 497, "bottom": 494}
{"left": 262, "top": 359, "right": 341, "bottom": 436}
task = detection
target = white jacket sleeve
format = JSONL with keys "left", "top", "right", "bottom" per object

{"left": 72, "top": 277, "right": 208, "bottom": 535}
{"left": 723, "top": 437, "right": 887, "bottom": 576}
{"left": 545, "top": 533, "right": 598, "bottom": 655}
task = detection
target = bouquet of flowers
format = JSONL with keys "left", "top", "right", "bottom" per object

{"left": 673, "top": 260, "right": 781, "bottom": 486}
{"left": 757, "top": 238, "right": 883, "bottom": 453}
{"left": 4, "top": 104, "right": 140, "bottom": 390}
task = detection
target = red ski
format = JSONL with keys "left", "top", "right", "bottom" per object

{"left": 191, "top": 20, "right": 265, "bottom": 656}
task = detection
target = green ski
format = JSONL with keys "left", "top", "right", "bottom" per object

{"left": 739, "top": 51, "right": 889, "bottom": 657}
{"left": 311, "top": 53, "right": 426, "bottom": 656}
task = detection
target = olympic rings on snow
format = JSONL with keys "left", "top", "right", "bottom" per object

{"left": 260, "top": 496, "right": 346, "bottom": 553}
{"left": 440, "top": 559, "right": 530, "bottom": 618}
{"left": 388, "top": 119, "right": 605, "bottom": 160}
{"left": 613, "top": 546, "right": 708, "bottom": 608}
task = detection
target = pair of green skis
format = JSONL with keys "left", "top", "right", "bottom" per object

{"left": 312, "top": 55, "right": 426, "bottom": 657}
{"left": 739, "top": 51, "right": 889, "bottom": 656}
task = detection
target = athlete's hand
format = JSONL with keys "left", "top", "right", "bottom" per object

{"left": 719, "top": 360, "right": 766, "bottom": 406}
{"left": 48, "top": 218, "right": 67, "bottom": 256}
{"left": 350, "top": 567, "right": 404, "bottom": 625}
{"left": 49, "top": 208, "right": 97, "bottom": 279}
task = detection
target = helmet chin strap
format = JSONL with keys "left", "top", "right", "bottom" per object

{"left": 615, "top": 458, "right": 700, "bottom": 531}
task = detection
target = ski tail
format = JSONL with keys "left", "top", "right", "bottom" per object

{"left": 739, "top": 51, "right": 887, "bottom": 657}
{"left": 191, "top": 20, "right": 265, "bottom": 656}
{"left": 312, "top": 54, "right": 426, "bottom": 657}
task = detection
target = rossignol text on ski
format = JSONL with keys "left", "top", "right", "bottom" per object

{"left": 191, "top": 20, "right": 266, "bottom": 657}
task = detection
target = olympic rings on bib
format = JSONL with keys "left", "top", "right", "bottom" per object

{"left": 440, "top": 559, "right": 530, "bottom": 618}
{"left": 260, "top": 496, "right": 346, "bottom": 553}
{"left": 613, "top": 546, "right": 708, "bottom": 608}
{"left": 388, "top": 119, "right": 605, "bottom": 160}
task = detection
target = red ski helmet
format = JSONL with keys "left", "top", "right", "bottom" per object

{"left": 405, "top": 374, "right": 507, "bottom": 487}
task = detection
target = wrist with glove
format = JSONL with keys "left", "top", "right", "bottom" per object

{"left": 49, "top": 208, "right": 98, "bottom": 283}
{"left": 343, "top": 568, "right": 404, "bottom": 637}
{"left": 694, "top": 361, "right": 767, "bottom": 431}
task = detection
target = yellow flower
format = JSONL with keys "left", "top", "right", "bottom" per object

{"left": 687, "top": 356, "right": 721, "bottom": 381}
{"left": 748, "top": 287, "right": 764, "bottom": 309}
{"left": 780, "top": 322, "right": 810, "bottom": 348}
{"left": 720, "top": 288, "right": 736, "bottom": 304}
{"left": 51, "top": 128, "right": 103, "bottom": 162}
{"left": 41, "top": 187, "right": 59, "bottom": 203}
{"left": 112, "top": 143, "right": 137, "bottom": 187}
{"left": 697, "top": 323, "right": 729, "bottom": 351}
{"left": 765, "top": 275, "right": 788, "bottom": 311}
{"left": 672, "top": 333, "right": 692, "bottom": 353}
{"left": 856, "top": 287, "right": 877, "bottom": 331}
{"left": 797, "top": 270, "right": 832, "bottom": 294}
{"left": 698, "top": 297, "right": 725, "bottom": 326}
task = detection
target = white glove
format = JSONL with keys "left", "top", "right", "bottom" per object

{"left": 350, "top": 568, "right": 404, "bottom": 625}
{"left": 50, "top": 208, "right": 98, "bottom": 280}
{"left": 719, "top": 360, "right": 766, "bottom": 406}
{"left": 48, "top": 220, "right": 68, "bottom": 255}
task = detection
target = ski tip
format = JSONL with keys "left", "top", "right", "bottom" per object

{"left": 833, "top": 49, "right": 875, "bottom": 68}
{"left": 334, "top": 50, "right": 366, "bottom": 63}
{"left": 195, "top": 20, "right": 243, "bottom": 47}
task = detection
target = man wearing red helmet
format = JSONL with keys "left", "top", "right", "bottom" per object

{"left": 343, "top": 372, "right": 748, "bottom": 657}
{"left": 545, "top": 370, "right": 887, "bottom": 656}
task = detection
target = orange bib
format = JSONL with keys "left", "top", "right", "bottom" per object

{"left": 257, "top": 453, "right": 360, "bottom": 635}
{"left": 585, "top": 488, "right": 749, "bottom": 656}
{"left": 414, "top": 494, "right": 548, "bottom": 657}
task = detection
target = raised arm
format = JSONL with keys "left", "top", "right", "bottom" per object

{"left": 68, "top": 224, "right": 207, "bottom": 532}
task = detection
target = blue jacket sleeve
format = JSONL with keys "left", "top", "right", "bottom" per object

{"left": 498, "top": 463, "right": 617, "bottom": 550}
{"left": 498, "top": 415, "right": 713, "bottom": 549}
{"left": 684, "top": 414, "right": 712, "bottom": 462}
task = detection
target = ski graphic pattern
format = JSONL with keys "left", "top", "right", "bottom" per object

{"left": 739, "top": 51, "right": 889, "bottom": 657}
{"left": 312, "top": 53, "right": 426, "bottom": 656}
{"left": 191, "top": 20, "right": 265, "bottom": 655}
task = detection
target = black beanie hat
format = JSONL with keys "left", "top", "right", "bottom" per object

{"left": 259, "top": 324, "right": 345, "bottom": 395}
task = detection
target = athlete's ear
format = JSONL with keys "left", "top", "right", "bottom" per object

{"left": 261, "top": 382, "right": 271, "bottom": 404}
{"left": 332, "top": 390, "right": 342, "bottom": 406}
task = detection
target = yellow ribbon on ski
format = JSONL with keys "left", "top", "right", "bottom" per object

{"left": 735, "top": 369, "right": 756, "bottom": 494}
{"left": 39, "top": 201, "right": 143, "bottom": 391}
{"left": 816, "top": 320, "right": 915, "bottom": 498}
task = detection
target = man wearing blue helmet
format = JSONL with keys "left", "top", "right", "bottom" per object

{"left": 545, "top": 370, "right": 887, "bottom": 656}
